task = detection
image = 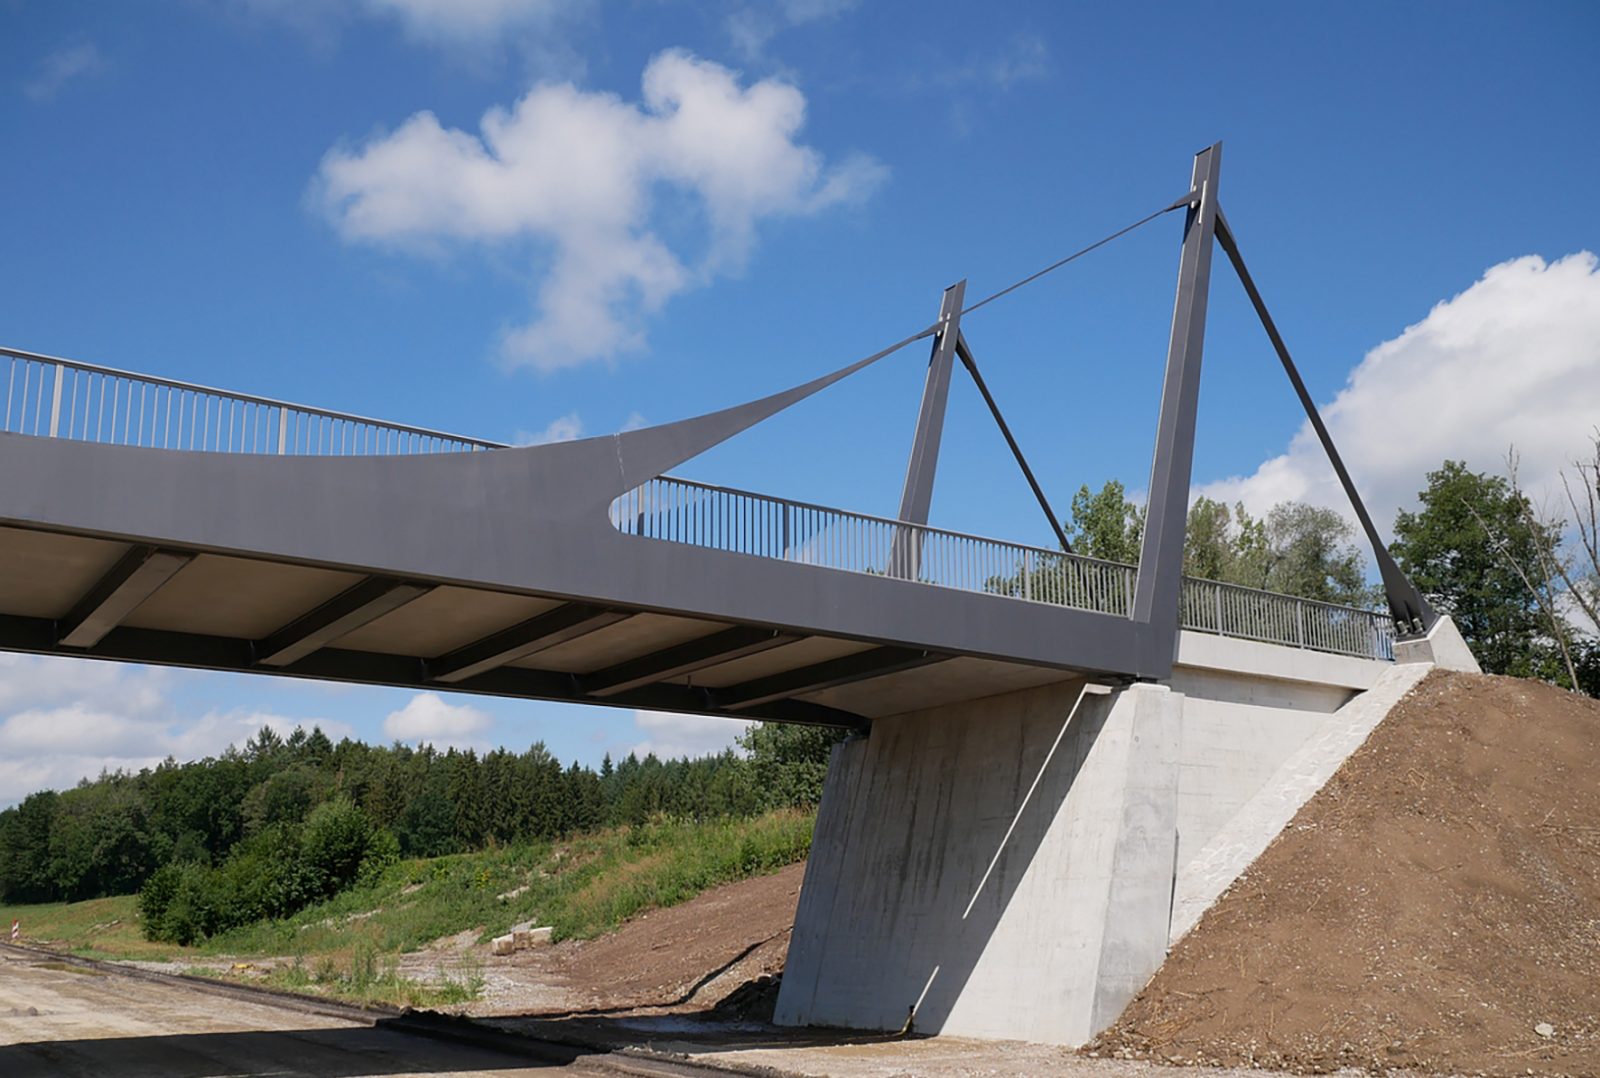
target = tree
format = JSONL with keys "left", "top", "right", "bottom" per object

{"left": 1542, "top": 433, "right": 1600, "bottom": 648}
{"left": 738, "top": 723, "right": 846, "bottom": 809}
{"left": 241, "top": 765, "right": 322, "bottom": 835}
{"left": 299, "top": 798, "right": 379, "bottom": 899}
{"left": 46, "top": 779, "right": 154, "bottom": 900}
{"left": 1393, "top": 460, "right": 1561, "bottom": 677}
{"left": 1183, "top": 497, "right": 1267, "bottom": 584}
{"left": 1069, "top": 481, "right": 1143, "bottom": 563}
{"left": 1259, "top": 503, "right": 1370, "bottom": 606}
{"left": 0, "top": 792, "right": 60, "bottom": 903}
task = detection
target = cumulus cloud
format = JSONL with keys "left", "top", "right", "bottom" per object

{"left": 383, "top": 692, "right": 493, "bottom": 749}
{"left": 627, "top": 710, "right": 752, "bottom": 760}
{"left": 24, "top": 43, "right": 103, "bottom": 101}
{"left": 314, "top": 49, "right": 886, "bottom": 372}
{"left": 0, "top": 654, "right": 349, "bottom": 806}
{"left": 1196, "top": 252, "right": 1600, "bottom": 540}
{"left": 515, "top": 413, "right": 584, "bottom": 445}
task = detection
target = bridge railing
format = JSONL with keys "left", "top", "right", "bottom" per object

{"left": 1, "top": 347, "right": 505, "bottom": 455}
{"left": 1181, "top": 577, "right": 1394, "bottom": 659}
{"left": 612, "top": 476, "right": 1137, "bottom": 617}
{"left": 614, "top": 476, "right": 1396, "bottom": 660}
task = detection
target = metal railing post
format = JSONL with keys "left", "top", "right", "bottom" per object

{"left": 48, "top": 364, "right": 64, "bottom": 437}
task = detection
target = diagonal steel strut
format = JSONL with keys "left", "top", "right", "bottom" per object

{"left": 953, "top": 332, "right": 1072, "bottom": 553}
{"left": 1213, "top": 209, "right": 1436, "bottom": 634}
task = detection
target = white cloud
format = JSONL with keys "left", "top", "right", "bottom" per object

{"left": 515, "top": 412, "right": 584, "bottom": 445}
{"left": 1196, "top": 252, "right": 1600, "bottom": 541}
{"left": 726, "top": 0, "right": 860, "bottom": 62}
{"left": 903, "top": 34, "right": 1051, "bottom": 94}
{"left": 626, "top": 710, "right": 752, "bottom": 760}
{"left": 364, "top": 0, "right": 575, "bottom": 42}
{"left": 0, "top": 654, "right": 349, "bottom": 806}
{"left": 981, "top": 34, "right": 1050, "bottom": 89}
{"left": 24, "top": 43, "right": 103, "bottom": 102}
{"left": 383, "top": 692, "right": 493, "bottom": 749}
{"left": 314, "top": 49, "right": 886, "bottom": 372}
{"left": 237, "top": 0, "right": 581, "bottom": 45}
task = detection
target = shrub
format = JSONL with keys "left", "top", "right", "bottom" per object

{"left": 300, "top": 798, "right": 375, "bottom": 900}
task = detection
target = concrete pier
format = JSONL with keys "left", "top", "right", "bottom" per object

{"left": 776, "top": 680, "right": 1184, "bottom": 1044}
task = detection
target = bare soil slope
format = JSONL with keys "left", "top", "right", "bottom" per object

{"left": 1093, "top": 670, "right": 1600, "bottom": 1076}
{"left": 472, "top": 861, "right": 803, "bottom": 1018}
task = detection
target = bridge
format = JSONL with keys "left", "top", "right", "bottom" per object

{"left": 0, "top": 144, "right": 1475, "bottom": 1045}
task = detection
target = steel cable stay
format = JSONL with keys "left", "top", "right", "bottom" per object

{"left": 956, "top": 188, "right": 1198, "bottom": 320}
{"left": 874, "top": 190, "right": 1196, "bottom": 560}
{"left": 613, "top": 191, "right": 1193, "bottom": 569}
{"left": 710, "top": 188, "right": 1196, "bottom": 410}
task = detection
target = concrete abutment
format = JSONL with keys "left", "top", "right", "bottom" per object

{"left": 776, "top": 634, "right": 1434, "bottom": 1046}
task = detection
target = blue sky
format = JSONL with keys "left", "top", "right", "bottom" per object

{"left": 2, "top": 1, "right": 1597, "bottom": 802}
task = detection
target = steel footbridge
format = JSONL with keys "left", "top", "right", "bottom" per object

{"left": 0, "top": 145, "right": 1431, "bottom": 730}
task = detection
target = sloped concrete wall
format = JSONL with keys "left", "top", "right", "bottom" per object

{"left": 775, "top": 681, "right": 1184, "bottom": 1045}
{"left": 1167, "top": 666, "right": 1350, "bottom": 870}
{"left": 1167, "top": 661, "right": 1433, "bottom": 942}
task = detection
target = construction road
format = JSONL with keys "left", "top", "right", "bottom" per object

{"left": 0, "top": 945, "right": 719, "bottom": 1078}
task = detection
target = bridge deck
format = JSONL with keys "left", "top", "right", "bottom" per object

{"left": 0, "top": 347, "right": 1391, "bottom": 728}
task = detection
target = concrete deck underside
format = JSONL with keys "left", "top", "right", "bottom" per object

{"left": 0, "top": 519, "right": 1080, "bottom": 722}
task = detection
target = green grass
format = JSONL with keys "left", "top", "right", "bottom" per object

{"left": 259, "top": 940, "right": 482, "bottom": 1008}
{"left": 0, "top": 893, "right": 169, "bottom": 960}
{"left": 1, "top": 808, "right": 815, "bottom": 1008}
{"left": 204, "top": 807, "right": 814, "bottom": 956}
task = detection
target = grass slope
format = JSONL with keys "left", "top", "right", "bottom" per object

{"left": 2, "top": 808, "right": 815, "bottom": 1007}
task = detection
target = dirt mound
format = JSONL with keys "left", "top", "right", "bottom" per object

{"left": 478, "top": 861, "right": 803, "bottom": 1017}
{"left": 1092, "top": 670, "right": 1600, "bottom": 1076}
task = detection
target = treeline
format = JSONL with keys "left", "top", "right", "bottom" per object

{"left": 1062, "top": 445, "right": 1600, "bottom": 696}
{"left": 0, "top": 720, "right": 844, "bottom": 936}
{"left": 1057, "top": 480, "right": 1374, "bottom": 608}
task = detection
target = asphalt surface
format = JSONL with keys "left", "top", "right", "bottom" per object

{"left": 0, "top": 946, "right": 711, "bottom": 1078}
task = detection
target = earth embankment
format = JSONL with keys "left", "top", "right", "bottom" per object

{"left": 1092, "top": 670, "right": 1600, "bottom": 1076}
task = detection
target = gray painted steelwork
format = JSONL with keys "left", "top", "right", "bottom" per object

{"left": 953, "top": 334, "right": 1072, "bottom": 553}
{"left": 1135, "top": 144, "right": 1223, "bottom": 637}
{"left": 59, "top": 546, "right": 193, "bottom": 648}
{"left": 0, "top": 144, "right": 1428, "bottom": 728}
{"left": 891, "top": 281, "right": 966, "bottom": 582}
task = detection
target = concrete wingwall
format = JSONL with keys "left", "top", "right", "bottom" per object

{"left": 775, "top": 633, "right": 1433, "bottom": 1046}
